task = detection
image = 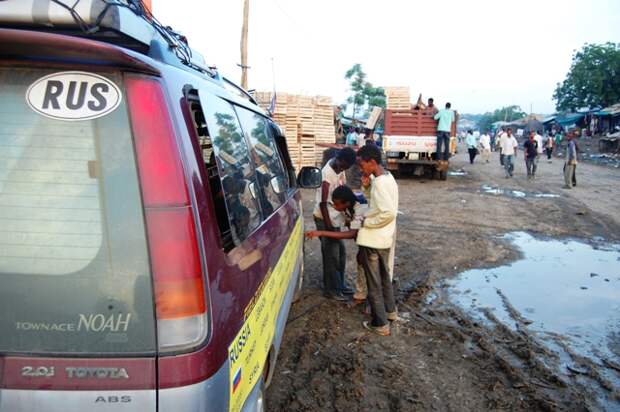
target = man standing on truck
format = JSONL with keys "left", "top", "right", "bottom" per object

{"left": 356, "top": 145, "right": 399, "bottom": 336}
{"left": 314, "top": 147, "right": 357, "bottom": 300}
{"left": 427, "top": 98, "right": 439, "bottom": 114}
{"left": 434, "top": 102, "right": 455, "bottom": 161}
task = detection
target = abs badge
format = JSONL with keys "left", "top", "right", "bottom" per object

{"left": 26, "top": 71, "right": 122, "bottom": 121}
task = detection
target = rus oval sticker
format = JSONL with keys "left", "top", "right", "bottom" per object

{"left": 26, "top": 71, "right": 122, "bottom": 121}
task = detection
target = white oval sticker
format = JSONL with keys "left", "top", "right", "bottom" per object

{"left": 26, "top": 71, "right": 122, "bottom": 121}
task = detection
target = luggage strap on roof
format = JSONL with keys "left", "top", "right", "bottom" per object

{"left": 0, "top": 0, "right": 219, "bottom": 79}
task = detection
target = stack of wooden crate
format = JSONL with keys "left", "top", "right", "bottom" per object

{"left": 385, "top": 87, "right": 411, "bottom": 110}
{"left": 254, "top": 92, "right": 336, "bottom": 170}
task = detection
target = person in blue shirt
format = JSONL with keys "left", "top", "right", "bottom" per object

{"left": 434, "top": 102, "right": 455, "bottom": 161}
{"left": 346, "top": 128, "right": 357, "bottom": 146}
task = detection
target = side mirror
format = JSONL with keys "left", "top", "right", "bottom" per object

{"left": 297, "top": 167, "right": 321, "bottom": 188}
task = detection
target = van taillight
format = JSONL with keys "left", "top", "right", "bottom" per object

{"left": 126, "top": 75, "right": 208, "bottom": 352}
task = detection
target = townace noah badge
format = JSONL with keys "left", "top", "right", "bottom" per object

{"left": 25, "top": 71, "right": 122, "bottom": 121}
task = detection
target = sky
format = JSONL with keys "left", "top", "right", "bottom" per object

{"left": 153, "top": 0, "right": 620, "bottom": 115}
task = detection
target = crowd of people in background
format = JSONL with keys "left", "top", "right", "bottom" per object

{"left": 456, "top": 127, "right": 579, "bottom": 189}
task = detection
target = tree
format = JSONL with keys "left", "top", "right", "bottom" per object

{"left": 477, "top": 105, "right": 527, "bottom": 132}
{"left": 553, "top": 42, "right": 620, "bottom": 111}
{"left": 344, "top": 64, "right": 386, "bottom": 120}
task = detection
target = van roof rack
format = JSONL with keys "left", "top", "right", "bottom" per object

{"left": 0, "top": 0, "right": 232, "bottom": 85}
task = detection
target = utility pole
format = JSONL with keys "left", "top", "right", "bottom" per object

{"left": 240, "top": 0, "right": 249, "bottom": 89}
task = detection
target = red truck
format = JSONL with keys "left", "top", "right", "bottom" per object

{"left": 382, "top": 108, "right": 457, "bottom": 180}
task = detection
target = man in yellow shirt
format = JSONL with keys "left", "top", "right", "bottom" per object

{"left": 356, "top": 145, "right": 399, "bottom": 336}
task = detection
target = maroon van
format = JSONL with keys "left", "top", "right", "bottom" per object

{"left": 0, "top": 2, "right": 321, "bottom": 411}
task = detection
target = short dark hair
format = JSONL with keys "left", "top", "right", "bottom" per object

{"left": 357, "top": 144, "right": 382, "bottom": 164}
{"left": 332, "top": 185, "right": 357, "bottom": 205}
{"left": 428, "top": 98, "right": 434, "bottom": 103}
{"left": 446, "top": 102, "right": 451, "bottom": 108}
{"left": 336, "top": 147, "right": 356, "bottom": 166}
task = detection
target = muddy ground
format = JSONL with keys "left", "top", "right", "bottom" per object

{"left": 267, "top": 148, "right": 620, "bottom": 412}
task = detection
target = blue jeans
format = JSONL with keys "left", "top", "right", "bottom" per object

{"left": 504, "top": 155, "right": 514, "bottom": 177}
{"left": 436, "top": 131, "right": 450, "bottom": 161}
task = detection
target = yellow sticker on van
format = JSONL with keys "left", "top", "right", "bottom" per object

{"left": 228, "top": 217, "right": 302, "bottom": 412}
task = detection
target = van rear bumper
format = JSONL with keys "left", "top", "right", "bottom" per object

{"left": 0, "top": 388, "right": 155, "bottom": 412}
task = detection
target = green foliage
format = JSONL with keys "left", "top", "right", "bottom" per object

{"left": 477, "top": 106, "right": 527, "bottom": 132}
{"left": 553, "top": 43, "right": 620, "bottom": 111}
{"left": 344, "top": 64, "right": 386, "bottom": 119}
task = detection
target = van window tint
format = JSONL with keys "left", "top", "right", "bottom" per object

{"left": 201, "top": 96, "right": 261, "bottom": 245}
{"left": 0, "top": 69, "right": 155, "bottom": 355}
{"left": 235, "top": 107, "right": 288, "bottom": 215}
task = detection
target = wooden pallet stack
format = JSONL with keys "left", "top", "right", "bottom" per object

{"left": 385, "top": 87, "right": 411, "bottom": 110}
{"left": 254, "top": 92, "right": 336, "bottom": 170}
{"left": 312, "top": 96, "right": 336, "bottom": 164}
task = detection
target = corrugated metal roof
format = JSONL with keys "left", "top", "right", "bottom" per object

{"left": 600, "top": 103, "right": 620, "bottom": 115}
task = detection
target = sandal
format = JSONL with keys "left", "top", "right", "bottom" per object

{"left": 362, "top": 321, "right": 390, "bottom": 336}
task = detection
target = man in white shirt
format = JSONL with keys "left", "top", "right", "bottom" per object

{"left": 479, "top": 132, "right": 491, "bottom": 163}
{"left": 356, "top": 128, "right": 366, "bottom": 147}
{"left": 534, "top": 131, "right": 544, "bottom": 156}
{"left": 313, "top": 147, "right": 357, "bottom": 300}
{"left": 500, "top": 128, "right": 519, "bottom": 178}
{"left": 496, "top": 128, "right": 507, "bottom": 166}
{"left": 356, "top": 144, "right": 399, "bottom": 336}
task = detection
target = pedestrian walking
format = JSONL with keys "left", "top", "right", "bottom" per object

{"left": 534, "top": 130, "right": 544, "bottom": 158}
{"left": 355, "top": 144, "right": 399, "bottom": 336}
{"left": 434, "top": 102, "right": 455, "bottom": 161}
{"left": 479, "top": 131, "right": 491, "bottom": 163}
{"left": 313, "top": 147, "right": 357, "bottom": 300}
{"left": 466, "top": 130, "right": 477, "bottom": 164}
{"left": 544, "top": 132, "right": 554, "bottom": 162}
{"left": 500, "top": 128, "right": 518, "bottom": 178}
{"left": 523, "top": 131, "right": 539, "bottom": 179}
{"left": 563, "top": 132, "right": 578, "bottom": 189}
{"left": 497, "top": 127, "right": 507, "bottom": 167}
{"left": 554, "top": 131, "right": 562, "bottom": 154}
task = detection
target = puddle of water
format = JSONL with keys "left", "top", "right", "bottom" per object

{"left": 447, "top": 232, "right": 620, "bottom": 405}
{"left": 481, "top": 185, "right": 559, "bottom": 199}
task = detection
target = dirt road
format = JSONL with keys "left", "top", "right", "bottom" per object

{"left": 267, "top": 149, "right": 620, "bottom": 411}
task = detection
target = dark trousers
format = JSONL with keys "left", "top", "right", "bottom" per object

{"left": 358, "top": 246, "right": 396, "bottom": 327}
{"left": 315, "top": 217, "right": 345, "bottom": 295}
{"left": 436, "top": 131, "right": 450, "bottom": 161}
{"left": 525, "top": 156, "right": 537, "bottom": 177}
{"left": 468, "top": 147, "right": 477, "bottom": 164}
{"left": 546, "top": 147, "right": 553, "bottom": 160}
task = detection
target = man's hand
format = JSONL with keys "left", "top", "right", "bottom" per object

{"left": 361, "top": 175, "right": 371, "bottom": 188}
{"left": 305, "top": 231, "right": 320, "bottom": 239}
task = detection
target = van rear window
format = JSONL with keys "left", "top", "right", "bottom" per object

{"left": 0, "top": 68, "right": 156, "bottom": 355}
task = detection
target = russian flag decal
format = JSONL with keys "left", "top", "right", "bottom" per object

{"left": 233, "top": 368, "right": 242, "bottom": 393}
